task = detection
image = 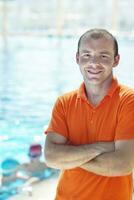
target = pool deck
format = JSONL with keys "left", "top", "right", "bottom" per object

{"left": 10, "top": 176, "right": 58, "bottom": 200}
{"left": 9, "top": 176, "right": 134, "bottom": 200}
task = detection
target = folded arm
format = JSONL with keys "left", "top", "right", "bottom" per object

{"left": 45, "top": 132, "right": 114, "bottom": 169}
{"left": 80, "top": 140, "right": 134, "bottom": 176}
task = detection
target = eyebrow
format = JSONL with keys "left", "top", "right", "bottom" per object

{"left": 80, "top": 50, "right": 112, "bottom": 55}
{"left": 99, "top": 51, "right": 112, "bottom": 55}
{"left": 80, "top": 50, "right": 91, "bottom": 53}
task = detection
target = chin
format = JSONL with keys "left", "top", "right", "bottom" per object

{"left": 87, "top": 78, "right": 102, "bottom": 85}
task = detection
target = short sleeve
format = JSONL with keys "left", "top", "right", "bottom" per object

{"left": 115, "top": 95, "right": 134, "bottom": 140}
{"left": 45, "top": 97, "right": 69, "bottom": 138}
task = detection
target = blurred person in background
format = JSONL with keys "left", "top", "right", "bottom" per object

{"left": 18, "top": 143, "right": 53, "bottom": 185}
{"left": 45, "top": 28, "right": 134, "bottom": 200}
{"left": 1, "top": 144, "right": 53, "bottom": 188}
{"left": 1, "top": 158, "right": 22, "bottom": 186}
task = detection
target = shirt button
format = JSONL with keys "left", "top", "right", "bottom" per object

{"left": 90, "top": 120, "right": 93, "bottom": 124}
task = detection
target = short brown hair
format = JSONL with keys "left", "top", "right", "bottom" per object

{"left": 77, "top": 29, "right": 118, "bottom": 57}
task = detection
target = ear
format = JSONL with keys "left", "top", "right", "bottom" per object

{"left": 113, "top": 54, "right": 120, "bottom": 68}
{"left": 76, "top": 52, "right": 79, "bottom": 64}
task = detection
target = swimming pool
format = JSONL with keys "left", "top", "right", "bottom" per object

{"left": 0, "top": 35, "right": 134, "bottom": 168}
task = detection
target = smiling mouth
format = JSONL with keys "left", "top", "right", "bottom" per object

{"left": 87, "top": 71, "right": 102, "bottom": 74}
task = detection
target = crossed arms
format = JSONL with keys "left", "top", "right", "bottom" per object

{"left": 45, "top": 132, "right": 134, "bottom": 177}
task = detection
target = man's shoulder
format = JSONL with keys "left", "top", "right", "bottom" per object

{"left": 118, "top": 84, "right": 134, "bottom": 105}
{"left": 58, "top": 88, "right": 78, "bottom": 103}
{"left": 119, "top": 84, "right": 134, "bottom": 98}
{"left": 53, "top": 89, "right": 79, "bottom": 110}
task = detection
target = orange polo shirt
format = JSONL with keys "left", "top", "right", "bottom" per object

{"left": 45, "top": 78, "right": 134, "bottom": 200}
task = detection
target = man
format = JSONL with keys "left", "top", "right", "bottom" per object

{"left": 18, "top": 143, "right": 53, "bottom": 182}
{"left": 1, "top": 158, "right": 20, "bottom": 185}
{"left": 1, "top": 144, "right": 52, "bottom": 187}
{"left": 44, "top": 29, "right": 134, "bottom": 200}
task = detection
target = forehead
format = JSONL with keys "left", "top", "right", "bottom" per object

{"left": 79, "top": 35, "right": 114, "bottom": 53}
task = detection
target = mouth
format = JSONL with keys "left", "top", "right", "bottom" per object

{"left": 87, "top": 70, "right": 102, "bottom": 75}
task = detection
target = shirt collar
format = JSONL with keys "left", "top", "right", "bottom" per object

{"left": 77, "top": 77, "right": 119, "bottom": 100}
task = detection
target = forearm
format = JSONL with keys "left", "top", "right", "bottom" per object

{"left": 81, "top": 150, "right": 132, "bottom": 177}
{"left": 47, "top": 157, "right": 92, "bottom": 169}
{"left": 46, "top": 143, "right": 99, "bottom": 169}
{"left": 45, "top": 142, "right": 114, "bottom": 170}
{"left": 2, "top": 175, "right": 17, "bottom": 185}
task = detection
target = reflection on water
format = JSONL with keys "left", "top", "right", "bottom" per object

{"left": 0, "top": 36, "right": 134, "bottom": 165}
{"left": 0, "top": 36, "right": 81, "bottom": 165}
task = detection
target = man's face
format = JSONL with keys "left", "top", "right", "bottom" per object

{"left": 76, "top": 36, "right": 120, "bottom": 85}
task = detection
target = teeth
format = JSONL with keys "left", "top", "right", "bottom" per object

{"left": 88, "top": 71, "right": 101, "bottom": 74}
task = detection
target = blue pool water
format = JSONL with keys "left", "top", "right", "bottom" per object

{"left": 0, "top": 35, "right": 134, "bottom": 169}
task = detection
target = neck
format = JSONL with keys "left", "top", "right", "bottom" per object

{"left": 30, "top": 158, "right": 40, "bottom": 163}
{"left": 85, "top": 75, "right": 113, "bottom": 105}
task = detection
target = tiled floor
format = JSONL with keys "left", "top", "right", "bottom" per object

{"left": 10, "top": 176, "right": 58, "bottom": 200}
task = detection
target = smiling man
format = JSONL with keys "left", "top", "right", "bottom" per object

{"left": 44, "top": 29, "right": 134, "bottom": 200}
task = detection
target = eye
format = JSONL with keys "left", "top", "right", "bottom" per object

{"left": 83, "top": 53, "right": 91, "bottom": 58}
{"left": 101, "top": 55, "right": 109, "bottom": 59}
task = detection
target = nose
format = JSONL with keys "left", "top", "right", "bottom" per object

{"left": 90, "top": 56, "right": 99, "bottom": 64}
{"left": 88, "top": 56, "right": 100, "bottom": 68}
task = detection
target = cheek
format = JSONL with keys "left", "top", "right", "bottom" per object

{"left": 79, "top": 57, "right": 88, "bottom": 65}
{"left": 79, "top": 65, "right": 86, "bottom": 75}
{"left": 101, "top": 59, "right": 113, "bottom": 66}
